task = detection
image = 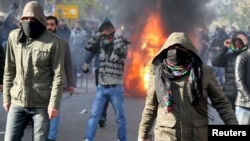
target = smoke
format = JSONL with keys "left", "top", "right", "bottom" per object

{"left": 112, "top": 0, "right": 216, "bottom": 36}
{"left": 102, "top": 0, "right": 217, "bottom": 96}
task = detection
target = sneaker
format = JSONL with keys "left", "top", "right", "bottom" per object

{"left": 77, "top": 73, "right": 82, "bottom": 77}
{"left": 98, "top": 117, "right": 106, "bottom": 128}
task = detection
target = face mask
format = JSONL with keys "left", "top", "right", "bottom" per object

{"left": 21, "top": 20, "right": 45, "bottom": 38}
{"left": 230, "top": 38, "right": 247, "bottom": 52}
{"left": 101, "top": 33, "right": 114, "bottom": 47}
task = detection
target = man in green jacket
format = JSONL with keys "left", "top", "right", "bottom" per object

{"left": 3, "top": 1, "right": 65, "bottom": 141}
{"left": 138, "top": 32, "right": 238, "bottom": 141}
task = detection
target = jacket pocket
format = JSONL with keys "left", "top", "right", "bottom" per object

{"left": 33, "top": 83, "right": 51, "bottom": 104}
{"left": 193, "top": 119, "right": 208, "bottom": 141}
{"left": 156, "top": 120, "right": 176, "bottom": 141}
{"left": 10, "top": 80, "right": 23, "bottom": 101}
{"left": 33, "top": 50, "right": 50, "bottom": 65}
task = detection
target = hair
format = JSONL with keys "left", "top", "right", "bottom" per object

{"left": 46, "top": 15, "right": 58, "bottom": 25}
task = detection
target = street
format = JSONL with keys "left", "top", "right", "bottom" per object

{"left": 0, "top": 75, "right": 223, "bottom": 141}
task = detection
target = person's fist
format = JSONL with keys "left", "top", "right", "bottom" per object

{"left": 224, "top": 39, "right": 232, "bottom": 48}
{"left": 82, "top": 63, "right": 89, "bottom": 73}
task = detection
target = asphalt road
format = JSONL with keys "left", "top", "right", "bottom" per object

{"left": 0, "top": 74, "right": 224, "bottom": 141}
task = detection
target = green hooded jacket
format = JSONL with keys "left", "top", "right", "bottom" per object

{"left": 3, "top": 1, "right": 65, "bottom": 109}
{"left": 138, "top": 32, "right": 238, "bottom": 141}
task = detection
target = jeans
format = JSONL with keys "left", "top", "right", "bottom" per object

{"left": 235, "top": 106, "right": 250, "bottom": 124}
{"left": 84, "top": 84, "right": 127, "bottom": 141}
{"left": 4, "top": 104, "right": 50, "bottom": 141}
{"left": 48, "top": 112, "right": 60, "bottom": 140}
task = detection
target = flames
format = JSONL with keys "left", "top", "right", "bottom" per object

{"left": 124, "top": 12, "right": 166, "bottom": 96}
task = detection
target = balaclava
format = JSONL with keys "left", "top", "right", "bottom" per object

{"left": 166, "top": 47, "right": 192, "bottom": 67}
{"left": 230, "top": 31, "right": 248, "bottom": 53}
{"left": 20, "top": 1, "right": 46, "bottom": 39}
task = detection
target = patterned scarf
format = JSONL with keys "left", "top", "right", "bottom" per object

{"left": 160, "top": 52, "right": 204, "bottom": 115}
{"left": 161, "top": 58, "right": 193, "bottom": 113}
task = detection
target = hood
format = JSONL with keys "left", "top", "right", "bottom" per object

{"left": 21, "top": 1, "right": 46, "bottom": 27}
{"left": 98, "top": 18, "right": 115, "bottom": 32}
{"left": 152, "top": 32, "right": 202, "bottom": 64}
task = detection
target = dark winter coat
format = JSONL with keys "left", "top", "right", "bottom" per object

{"left": 212, "top": 47, "right": 241, "bottom": 99}
{"left": 235, "top": 48, "right": 250, "bottom": 108}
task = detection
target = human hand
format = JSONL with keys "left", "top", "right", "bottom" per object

{"left": 224, "top": 39, "right": 232, "bottom": 48}
{"left": 48, "top": 108, "right": 59, "bottom": 119}
{"left": 67, "top": 86, "right": 74, "bottom": 95}
{"left": 0, "top": 85, "right": 3, "bottom": 91}
{"left": 3, "top": 102, "right": 11, "bottom": 112}
{"left": 82, "top": 63, "right": 89, "bottom": 73}
{"left": 100, "top": 28, "right": 115, "bottom": 36}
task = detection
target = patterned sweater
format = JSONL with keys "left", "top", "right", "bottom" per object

{"left": 85, "top": 34, "right": 128, "bottom": 85}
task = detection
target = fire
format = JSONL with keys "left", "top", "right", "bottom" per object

{"left": 125, "top": 12, "right": 166, "bottom": 96}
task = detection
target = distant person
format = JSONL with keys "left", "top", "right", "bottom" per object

{"left": 69, "top": 21, "right": 87, "bottom": 86}
{"left": 212, "top": 31, "right": 248, "bottom": 111}
{"left": 57, "top": 18, "right": 71, "bottom": 42}
{"left": 197, "top": 27, "right": 210, "bottom": 64}
{"left": 46, "top": 15, "right": 75, "bottom": 141}
{"left": 138, "top": 32, "right": 238, "bottom": 141}
{"left": 3, "top": 1, "right": 65, "bottom": 141}
{"left": 209, "top": 27, "right": 227, "bottom": 86}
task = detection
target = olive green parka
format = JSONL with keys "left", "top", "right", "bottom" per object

{"left": 138, "top": 32, "right": 238, "bottom": 141}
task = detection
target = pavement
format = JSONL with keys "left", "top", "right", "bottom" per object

{"left": 0, "top": 73, "right": 223, "bottom": 141}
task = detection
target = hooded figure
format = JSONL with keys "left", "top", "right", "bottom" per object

{"left": 3, "top": 1, "right": 65, "bottom": 140}
{"left": 18, "top": 1, "right": 47, "bottom": 42}
{"left": 212, "top": 31, "right": 248, "bottom": 111}
{"left": 138, "top": 32, "right": 238, "bottom": 141}
{"left": 84, "top": 18, "right": 129, "bottom": 141}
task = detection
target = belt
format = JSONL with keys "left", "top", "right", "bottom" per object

{"left": 102, "top": 84, "right": 117, "bottom": 88}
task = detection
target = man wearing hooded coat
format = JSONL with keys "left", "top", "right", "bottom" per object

{"left": 3, "top": 1, "right": 65, "bottom": 141}
{"left": 138, "top": 32, "right": 238, "bottom": 141}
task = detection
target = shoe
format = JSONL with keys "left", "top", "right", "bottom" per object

{"left": 77, "top": 73, "right": 82, "bottom": 77}
{"left": 98, "top": 117, "right": 106, "bottom": 128}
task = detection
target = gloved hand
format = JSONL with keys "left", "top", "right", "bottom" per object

{"left": 82, "top": 63, "right": 89, "bottom": 73}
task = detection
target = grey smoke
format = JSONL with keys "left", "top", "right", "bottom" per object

{"left": 104, "top": 0, "right": 216, "bottom": 95}
{"left": 113, "top": 0, "right": 215, "bottom": 35}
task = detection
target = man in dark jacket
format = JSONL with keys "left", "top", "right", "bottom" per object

{"left": 234, "top": 32, "right": 250, "bottom": 124}
{"left": 46, "top": 15, "right": 75, "bottom": 141}
{"left": 212, "top": 31, "right": 248, "bottom": 111}
{"left": 209, "top": 27, "right": 227, "bottom": 86}
{"left": 3, "top": 1, "right": 65, "bottom": 140}
{"left": 57, "top": 18, "right": 71, "bottom": 43}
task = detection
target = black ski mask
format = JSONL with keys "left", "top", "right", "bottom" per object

{"left": 21, "top": 20, "right": 45, "bottom": 38}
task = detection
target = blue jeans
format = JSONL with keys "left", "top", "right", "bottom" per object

{"left": 235, "top": 106, "right": 250, "bottom": 124}
{"left": 48, "top": 112, "right": 60, "bottom": 140}
{"left": 4, "top": 104, "right": 50, "bottom": 141}
{"left": 84, "top": 84, "right": 127, "bottom": 141}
